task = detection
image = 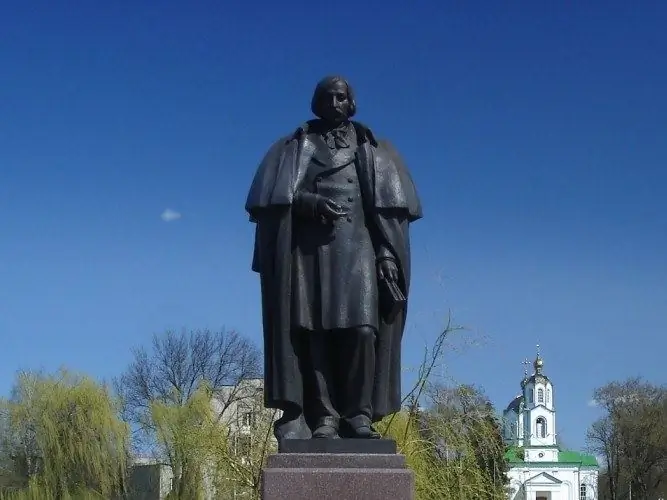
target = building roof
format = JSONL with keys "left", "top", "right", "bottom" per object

{"left": 505, "top": 394, "right": 524, "bottom": 413}
{"left": 515, "top": 348, "right": 553, "bottom": 391}
{"left": 521, "top": 373, "right": 551, "bottom": 387}
{"left": 505, "top": 447, "right": 598, "bottom": 467}
{"left": 526, "top": 472, "right": 562, "bottom": 485}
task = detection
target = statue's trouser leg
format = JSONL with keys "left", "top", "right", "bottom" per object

{"left": 336, "top": 326, "right": 376, "bottom": 423}
{"left": 271, "top": 328, "right": 314, "bottom": 441}
{"left": 307, "top": 326, "right": 377, "bottom": 437}
{"left": 307, "top": 330, "right": 340, "bottom": 429}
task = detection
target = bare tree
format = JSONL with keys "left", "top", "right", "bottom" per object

{"left": 586, "top": 377, "right": 667, "bottom": 500}
{"left": 115, "top": 328, "right": 262, "bottom": 456}
{"left": 588, "top": 414, "right": 620, "bottom": 500}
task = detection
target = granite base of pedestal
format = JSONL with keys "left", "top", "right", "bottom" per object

{"left": 261, "top": 440, "right": 414, "bottom": 500}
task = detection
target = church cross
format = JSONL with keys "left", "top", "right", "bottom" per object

{"left": 522, "top": 358, "right": 530, "bottom": 376}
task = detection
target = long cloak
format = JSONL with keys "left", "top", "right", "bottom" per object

{"left": 245, "top": 120, "right": 422, "bottom": 421}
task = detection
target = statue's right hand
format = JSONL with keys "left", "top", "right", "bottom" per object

{"left": 294, "top": 192, "right": 347, "bottom": 222}
{"left": 317, "top": 197, "right": 349, "bottom": 221}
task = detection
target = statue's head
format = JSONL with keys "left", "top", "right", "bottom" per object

{"left": 310, "top": 75, "right": 356, "bottom": 123}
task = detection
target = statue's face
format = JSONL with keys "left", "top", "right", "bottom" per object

{"left": 319, "top": 80, "right": 351, "bottom": 123}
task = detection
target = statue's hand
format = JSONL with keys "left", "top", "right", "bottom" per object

{"left": 378, "top": 259, "right": 399, "bottom": 282}
{"left": 294, "top": 192, "right": 347, "bottom": 222}
{"left": 317, "top": 197, "right": 349, "bottom": 222}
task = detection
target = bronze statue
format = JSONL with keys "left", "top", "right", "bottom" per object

{"left": 245, "top": 76, "right": 422, "bottom": 443}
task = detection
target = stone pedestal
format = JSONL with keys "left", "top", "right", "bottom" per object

{"left": 261, "top": 439, "right": 414, "bottom": 500}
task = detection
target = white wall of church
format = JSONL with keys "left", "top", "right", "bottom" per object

{"left": 524, "top": 381, "right": 554, "bottom": 410}
{"left": 526, "top": 405, "right": 556, "bottom": 447}
{"left": 507, "top": 467, "right": 598, "bottom": 500}
{"left": 524, "top": 447, "right": 558, "bottom": 463}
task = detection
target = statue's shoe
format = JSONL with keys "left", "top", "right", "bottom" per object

{"left": 312, "top": 424, "right": 340, "bottom": 439}
{"left": 347, "top": 424, "right": 381, "bottom": 439}
{"left": 312, "top": 415, "right": 341, "bottom": 439}
{"left": 341, "top": 414, "right": 381, "bottom": 439}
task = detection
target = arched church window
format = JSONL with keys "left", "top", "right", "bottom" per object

{"left": 537, "top": 388, "right": 544, "bottom": 403}
{"left": 536, "top": 417, "right": 547, "bottom": 438}
{"left": 529, "top": 389, "right": 534, "bottom": 403}
{"left": 546, "top": 388, "right": 551, "bottom": 404}
{"left": 579, "top": 483, "right": 587, "bottom": 500}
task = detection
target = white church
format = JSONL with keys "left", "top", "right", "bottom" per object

{"left": 502, "top": 348, "right": 599, "bottom": 500}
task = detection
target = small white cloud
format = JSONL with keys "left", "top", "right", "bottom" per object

{"left": 160, "top": 208, "right": 182, "bottom": 222}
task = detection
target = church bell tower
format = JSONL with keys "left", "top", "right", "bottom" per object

{"left": 504, "top": 345, "right": 558, "bottom": 462}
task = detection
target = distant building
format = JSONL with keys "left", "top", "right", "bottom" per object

{"left": 127, "top": 457, "right": 174, "bottom": 500}
{"left": 503, "top": 348, "right": 599, "bottom": 500}
{"left": 212, "top": 378, "right": 279, "bottom": 466}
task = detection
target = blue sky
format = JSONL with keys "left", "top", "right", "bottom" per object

{"left": 1, "top": 1, "right": 665, "bottom": 451}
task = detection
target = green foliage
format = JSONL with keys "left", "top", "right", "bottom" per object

{"left": 0, "top": 369, "right": 129, "bottom": 500}
{"left": 378, "top": 410, "right": 442, "bottom": 497}
{"left": 150, "top": 383, "right": 227, "bottom": 499}
{"left": 149, "top": 381, "right": 277, "bottom": 499}
{"left": 379, "top": 385, "right": 508, "bottom": 500}
{"left": 374, "top": 314, "right": 508, "bottom": 500}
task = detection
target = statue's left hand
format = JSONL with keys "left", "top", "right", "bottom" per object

{"left": 378, "top": 259, "right": 399, "bottom": 282}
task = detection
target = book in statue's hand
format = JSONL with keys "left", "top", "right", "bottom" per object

{"left": 379, "top": 276, "right": 406, "bottom": 324}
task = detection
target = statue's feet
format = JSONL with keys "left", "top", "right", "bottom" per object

{"left": 342, "top": 415, "right": 381, "bottom": 439}
{"left": 312, "top": 425, "right": 340, "bottom": 439}
{"left": 312, "top": 416, "right": 340, "bottom": 439}
{"left": 274, "top": 412, "right": 311, "bottom": 442}
{"left": 348, "top": 425, "right": 381, "bottom": 439}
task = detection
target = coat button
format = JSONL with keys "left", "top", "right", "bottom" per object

{"left": 347, "top": 178, "right": 353, "bottom": 183}
{"left": 347, "top": 196, "right": 353, "bottom": 202}
{"left": 346, "top": 216, "right": 352, "bottom": 222}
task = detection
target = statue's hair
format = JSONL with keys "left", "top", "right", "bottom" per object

{"left": 310, "top": 75, "right": 357, "bottom": 119}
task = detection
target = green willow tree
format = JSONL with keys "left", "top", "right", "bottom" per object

{"left": 378, "top": 398, "right": 507, "bottom": 500}
{"left": 376, "top": 316, "right": 509, "bottom": 500}
{"left": 149, "top": 381, "right": 276, "bottom": 500}
{"left": 0, "top": 369, "right": 130, "bottom": 500}
{"left": 151, "top": 383, "right": 228, "bottom": 499}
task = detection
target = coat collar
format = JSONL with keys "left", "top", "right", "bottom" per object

{"left": 288, "top": 119, "right": 378, "bottom": 147}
